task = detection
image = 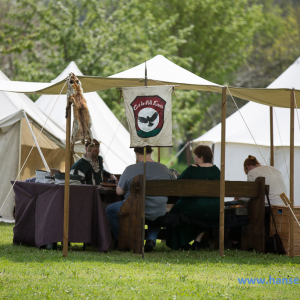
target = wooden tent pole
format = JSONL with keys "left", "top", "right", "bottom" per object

{"left": 270, "top": 107, "right": 274, "bottom": 166}
{"left": 219, "top": 87, "right": 226, "bottom": 257}
{"left": 290, "top": 89, "right": 295, "bottom": 257}
{"left": 63, "top": 107, "right": 71, "bottom": 257}
{"left": 142, "top": 147, "right": 146, "bottom": 258}
{"left": 158, "top": 147, "right": 160, "bottom": 163}
{"left": 18, "top": 118, "right": 23, "bottom": 180}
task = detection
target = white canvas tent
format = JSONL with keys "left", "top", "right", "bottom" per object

{"left": 35, "top": 61, "right": 135, "bottom": 174}
{"left": 0, "top": 70, "right": 69, "bottom": 222}
{"left": 1, "top": 54, "right": 299, "bottom": 256}
{"left": 194, "top": 57, "right": 300, "bottom": 205}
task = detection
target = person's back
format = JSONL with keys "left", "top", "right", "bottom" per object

{"left": 119, "top": 161, "right": 173, "bottom": 220}
{"left": 106, "top": 146, "right": 172, "bottom": 252}
{"left": 248, "top": 165, "right": 287, "bottom": 206}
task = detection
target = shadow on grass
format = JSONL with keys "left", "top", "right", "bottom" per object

{"left": 0, "top": 241, "right": 299, "bottom": 266}
{"left": 1, "top": 223, "right": 299, "bottom": 266}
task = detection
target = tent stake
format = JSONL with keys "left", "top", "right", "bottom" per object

{"left": 290, "top": 89, "right": 295, "bottom": 257}
{"left": 270, "top": 107, "right": 274, "bottom": 166}
{"left": 219, "top": 87, "right": 226, "bottom": 257}
{"left": 63, "top": 104, "right": 71, "bottom": 257}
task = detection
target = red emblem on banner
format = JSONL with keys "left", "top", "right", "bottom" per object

{"left": 130, "top": 95, "right": 166, "bottom": 138}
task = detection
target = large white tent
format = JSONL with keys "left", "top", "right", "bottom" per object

{"left": 194, "top": 57, "right": 300, "bottom": 205}
{"left": 35, "top": 61, "right": 135, "bottom": 174}
{"left": 0, "top": 70, "right": 69, "bottom": 222}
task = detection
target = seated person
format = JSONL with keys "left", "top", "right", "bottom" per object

{"left": 237, "top": 155, "right": 288, "bottom": 238}
{"left": 241, "top": 155, "right": 287, "bottom": 206}
{"left": 70, "top": 139, "right": 118, "bottom": 185}
{"left": 235, "top": 155, "right": 287, "bottom": 206}
{"left": 106, "top": 146, "right": 173, "bottom": 252}
{"left": 166, "top": 145, "right": 220, "bottom": 251}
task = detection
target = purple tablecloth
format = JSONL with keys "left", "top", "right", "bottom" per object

{"left": 12, "top": 181, "right": 111, "bottom": 252}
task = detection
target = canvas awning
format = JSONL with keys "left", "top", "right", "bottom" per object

{"left": 1, "top": 55, "right": 299, "bottom": 108}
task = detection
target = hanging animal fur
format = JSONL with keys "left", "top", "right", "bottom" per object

{"left": 66, "top": 73, "right": 93, "bottom": 149}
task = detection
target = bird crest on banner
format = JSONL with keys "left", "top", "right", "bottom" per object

{"left": 131, "top": 95, "right": 165, "bottom": 138}
{"left": 122, "top": 86, "right": 173, "bottom": 147}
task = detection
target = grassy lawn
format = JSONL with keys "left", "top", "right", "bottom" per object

{"left": 0, "top": 223, "right": 300, "bottom": 299}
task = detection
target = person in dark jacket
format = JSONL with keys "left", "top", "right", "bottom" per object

{"left": 70, "top": 139, "right": 117, "bottom": 185}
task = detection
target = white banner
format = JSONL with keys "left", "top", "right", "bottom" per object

{"left": 123, "top": 86, "right": 173, "bottom": 147}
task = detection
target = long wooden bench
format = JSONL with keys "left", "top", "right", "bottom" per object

{"left": 118, "top": 175, "right": 266, "bottom": 254}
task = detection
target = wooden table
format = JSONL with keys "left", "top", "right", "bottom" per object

{"left": 97, "top": 186, "right": 123, "bottom": 207}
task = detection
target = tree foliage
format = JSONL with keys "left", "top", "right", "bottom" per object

{"left": 234, "top": 0, "right": 300, "bottom": 88}
{"left": 1, "top": 0, "right": 296, "bottom": 144}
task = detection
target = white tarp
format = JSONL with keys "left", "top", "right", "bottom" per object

{"left": 122, "top": 86, "right": 173, "bottom": 147}
{"left": 0, "top": 70, "right": 68, "bottom": 221}
{"left": 0, "top": 122, "right": 19, "bottom": 220}
{"left": 1, "top": 55, "right": 299, "bottom": 108}
{"left": 194, "top": 56, "right": 300, "bottom": 205}
{"left": 35, "top": 62, "right": 135, "bottom": 174}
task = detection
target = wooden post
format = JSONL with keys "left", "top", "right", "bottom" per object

{"left": 63, "top": 107, "right": 71, "bottom": 257}
{"left": 158, "top": 147, "right": 160, "bottom": 163}
{"left": 18, "top": 118, "right": 23, "bottom": 180}
{"left": 219, "top": 87, "right": 226, "bottom": 257}
{"left": 290, "top": 89, "right": 295, "bottom": 257}
{"left": 186, "top": 143, "right": 191, "bottom": 165}
{"left": 270, "top": 107, "right": 274, "bottom": 166}
{"left": 142, "top": 147, "right": 146, "bottom": 258}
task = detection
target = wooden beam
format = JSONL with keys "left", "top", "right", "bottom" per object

{"left": 145, "top": 180, "right": 261, "bottom": 198}
{"left": 220, "top": 87, "right": 226, "bottom": 257}
{"left": 270, "top": 107, "right": 274, "bottom": 166}
{"left": 186, "top": 143, "right": 191, "bottom": 165}
{"left": 142, "top": 147, "right": 146, "bottom": 258}
{"left": 18, "top": 118, "right": 23, "bottom": 180}
{"left": 63, "top": 108, "right": 71, "bottom": 257}
{"left": 290, "top": 89, "right": 295, "bottom": 257}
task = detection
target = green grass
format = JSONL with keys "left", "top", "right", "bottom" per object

{"left": 1, "top": 223, "right": 300, "bottom": 299}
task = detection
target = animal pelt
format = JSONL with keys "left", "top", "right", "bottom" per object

{"left": 66, "top": 73, "right": 93, "bottom": 149}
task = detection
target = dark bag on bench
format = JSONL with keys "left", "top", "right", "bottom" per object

{"left": 265, "top": 188, "right": 286, "bottom": 254}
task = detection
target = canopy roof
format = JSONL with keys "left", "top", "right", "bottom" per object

{"left": 194, "top": 56, "right": 300, "bottom": 146}
{"left": 0, "top": 69, "right": 66, "bottom": 148}
{"left": 0, "top": 55, "right": 299, "bottom": 108}
{"left": 35, "top": 61, "right": 135, "bottom": 174}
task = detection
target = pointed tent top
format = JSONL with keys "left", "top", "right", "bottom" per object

{"left": 267, "top": 57, "right": 300, "bottom": 89}
{"left": 35, "top": 62, "right": 136, "bottom": 173}
{"left": 194, "top": 56, "right": 300, "bottom": 146}
{"left": 51, "top": 61, "right": 83, "bottom": 83}
{"left": 110, "top": 55, "right": 219, "bottom": 87}
{"left": 0, "top": 69, "right": 65, "bottom": 144}
{"left": 0, "top": 69, "right": 11, "bottom": 81}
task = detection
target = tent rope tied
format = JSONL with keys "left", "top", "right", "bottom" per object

{"left": 166, "top": 141, "right": 191, "bottom": 168}
{"left": 23, "top": 111, "right": 50, "bottom": 172}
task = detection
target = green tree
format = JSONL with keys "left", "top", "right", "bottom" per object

{"left": 0, "top": 0, "right": 263, "bottom": 143}
{"left": 234, "top": 0, "right": 300, "bottom": 88}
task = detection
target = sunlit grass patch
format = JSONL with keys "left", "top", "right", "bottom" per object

{"left": 1, "top": 223, "right": 300, "bottom": 299}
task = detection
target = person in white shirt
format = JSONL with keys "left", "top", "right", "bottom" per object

{"left": 243, "top": 155, "right": 287, "bottom": 206}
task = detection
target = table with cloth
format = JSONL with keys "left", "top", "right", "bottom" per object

{"left": 12, "top": 181, "right": 111, "bottom": 252}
